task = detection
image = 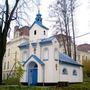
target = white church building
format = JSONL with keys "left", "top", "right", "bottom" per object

{"left": 18, "top": 11, "right": 83, "bottom": 86}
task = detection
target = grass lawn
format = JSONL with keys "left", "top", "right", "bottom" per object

{"left": 0, "top": 82, "right": 90, "bottom": 90}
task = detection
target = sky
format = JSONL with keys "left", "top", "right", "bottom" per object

{"left": 39, "top": 0, "right": 90, "bottom": 45}
{"left": 0, "top": 0, "right": 90, "bottom": 45}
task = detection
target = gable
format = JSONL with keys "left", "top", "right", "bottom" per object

{"left": 23, "top": 54, "right": 45, "bottom": 66}
{"left": 30, "top": 22, "right": 49, "bottom": 31}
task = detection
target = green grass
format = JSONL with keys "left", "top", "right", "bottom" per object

{"left": 1, "top": 76, "right": 90, "bottom": 90}
{"left": 0, "top": 82, "right": 90, "bottom": 90}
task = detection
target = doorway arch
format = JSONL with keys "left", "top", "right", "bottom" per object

{"left": 28, "top": 62, "right": 38, "bottom": 85}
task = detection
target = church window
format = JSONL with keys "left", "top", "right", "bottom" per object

{"left": 73, "top": 70, "right": 77, "bottom": 76}
{"left": 54, "top": 48, "right": 59, "bottom": 61}
{"left": 44, "top": 31, "right": 46, "bottom": 35}
{"left": 34, "top": 30, "right": 36, "bottom": 35}
{"left": 43, "top": 48, "right": 49, "bottom": 61}
{"left": 62, "top": 68, "right": 68, "bottom": 75}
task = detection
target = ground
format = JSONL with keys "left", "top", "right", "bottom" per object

{"left": 0, "top": 82, "right": 90, "bottom": 90}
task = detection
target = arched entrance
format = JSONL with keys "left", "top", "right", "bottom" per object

{"left": 28, "top": 62, "right": 38, "bottom": 85}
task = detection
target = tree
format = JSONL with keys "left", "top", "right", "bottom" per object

{"left": 0, "top": 0, "right": 34, "bottom": 84}
{"left": 49, "top": 0, "right": 77, "bottom": 59}
{"left": 0, "top": 0, "right": 20, "bottom": 84}
{"left": 83, "top": 60, "right": 90, "bottom": 77}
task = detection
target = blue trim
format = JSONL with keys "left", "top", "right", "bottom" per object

{"left": 59, "top": 53, "right": 82, "bottom": 66}
{"left": 18, "top": 42, "right": 29, "bottom": 49}
{"left": 30, "top": 22, "right": 49, "bottom": 30}
{"left": 23, "top": 54, "right": 45, "bottom": 66}
{"left": 31, "top": 43, "right": 37, "bottom": 47}
{"left": 19, "top": 45, "right": 29, "bottom": 49}
{"left": 39, "top": 41, "right": 52, "bottom": 46}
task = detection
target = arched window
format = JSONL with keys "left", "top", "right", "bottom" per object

{"left": 62, "top": 68, "right": 68, "bottom": 75}
{"left": 43, "top": 48, "right": 49, "bottom": 61}
{"left": 73, "top": 70, "right": 77, "bottom": 76}
{"left": 34, "top": 30, "right": 36, "bottom": 35}
{"left": 54, "top": 48, "right": 59, "bottom": 61}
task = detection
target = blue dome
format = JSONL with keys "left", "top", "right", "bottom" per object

{"left": 35, "top": 11, "right": 42, "bottom": 25}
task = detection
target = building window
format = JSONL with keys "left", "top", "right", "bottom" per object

{"left": 73, "top": 70, "right": 77, "bottom": 76}
{"left": 54, "top": 48, "right": 59, "bottom": 61}
{"left": 7, "top": 61, "right": 9, "bottom": 69}
{"left": 44, "top": 31, "right": 45, "bottom": 35}
{"left": 43, "top": 48, "right": 49, "bottom": 61}
{"left": 82, "top": 55, "right": 84, "bottom": 60}
{"left": 4, "top": 62, "right": 6, "bottom": 70}
{"left": 62, "top": 68, "right": 68, "bottom": 75}
{"left": 8, "top": 49, "right": 10, "bottom": 56}
{"left": 34, "top": 48, "right": 36, "bottom": 54}
{"left": 34, "top": 30, "right": 36, "bottom": 35}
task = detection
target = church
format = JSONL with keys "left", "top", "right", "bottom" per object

{"left": 18, "top": 11, "right": 83, "bottom": 86}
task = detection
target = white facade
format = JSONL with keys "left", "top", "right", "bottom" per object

{"left": 19, "top": 12, "right": 83, "bottom": 85}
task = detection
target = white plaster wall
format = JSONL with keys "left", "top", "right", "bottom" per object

{"left": 40, "top": 39, "right": 60, "bottom": 83}
{"left": 59, "top": 64, "right": 83, "bottom": 83}
{"left": 20, "top": 57, "right": 44, "bottom": 83}
{"left": 29, "top": 24, "right": 48, "bottom": 42}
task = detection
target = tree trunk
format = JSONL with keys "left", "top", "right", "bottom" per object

{"left": 0, "top": 34, "right": 6, "bottom": 84}
{"left": 70, "top": 0, "right": 76, "bottom": 60}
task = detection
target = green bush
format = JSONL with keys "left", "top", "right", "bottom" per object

{"left": 3, "top": 77, "right": 19, "bottom": 85}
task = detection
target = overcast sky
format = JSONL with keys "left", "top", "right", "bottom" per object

{"left": 39, "top": 0, "right": 90, "bottom": 45}
{"left": 0, "top": 0, "right": 90, "bottom": 45}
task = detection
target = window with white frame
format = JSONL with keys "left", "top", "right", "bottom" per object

{"left": 43, "top": 48, "right": 49, "bottom": 60}
{"left": 54, "top": 48, "right": 59, "bottom": 61}
{"left": 62, "top": 68, "right": 68, "bottom": 75}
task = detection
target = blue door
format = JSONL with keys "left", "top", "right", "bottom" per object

{"left": 28, "top": 68, "right": 38, "bottom": 85}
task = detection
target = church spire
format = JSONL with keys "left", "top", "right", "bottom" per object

{"left": 35, "top": 10, "right": 42, "bottom": 25}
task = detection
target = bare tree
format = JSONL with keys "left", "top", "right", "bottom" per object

{"left": 0, "top": 0, "right": 34, "bottom": 84}
{"left": 49, "top": 0, "right": 77, "bottom": 59}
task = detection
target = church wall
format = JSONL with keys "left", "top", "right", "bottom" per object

{"left": 29, "top": 24, "right": 48, "bottom": 42}
{"left": 59, "top": 64, "right": 83, "bottom": 83}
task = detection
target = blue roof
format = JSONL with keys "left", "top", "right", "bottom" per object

{"left": 30, "top": 22, "right": 49, "bottom": 30}
{"left": 59, "top": 53, "right": 82, "bottom": 66}
{"left": 39, "top": 36, "right": 55, "bottom": 45}
{"left": 18, "top": 42, "right": 29, "bottom": 48}
{"left": 30, "top": 12, "right": 49, "bottom": 30}
{"left": 23, "top": 54, "right": 45, "bottom": 66}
